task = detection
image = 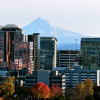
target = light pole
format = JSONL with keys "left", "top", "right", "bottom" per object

{"left": 76, "top": 39, "right": 77, "bottom": 50}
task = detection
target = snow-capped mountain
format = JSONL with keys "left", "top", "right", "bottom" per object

{"left": 22, "top": 17, "right": 91, "bottom": 50}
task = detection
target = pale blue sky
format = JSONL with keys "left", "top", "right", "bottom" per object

{"left": 0, "top": 0, "right": 100, "bottom": 36}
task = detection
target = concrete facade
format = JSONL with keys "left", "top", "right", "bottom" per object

{"left": 37, "top": 71, "right": 50, "bottom": 86}
{"left": 24, "top": 70, "right": 66, "bottom": 93}
{"left": 56, "top": 50, "right": 78, "bottom": 69}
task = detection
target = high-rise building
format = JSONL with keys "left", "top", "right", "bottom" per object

{"left": 28, "top": 33, "right": 40, "bottom": 70}
{"left": 0, "top": 25, "right": 3, "bottom": 29}
{"left": 0, "top": 24, "right": 40, "bottom": 75}
{"left": 40, "top": 37, "right": 57, "bottom": 70}
{"left": 56, "top": 50, "right": 78, "bottom": 69}
{"left": 78, "top": 38, "right": 100, "bottom": 70}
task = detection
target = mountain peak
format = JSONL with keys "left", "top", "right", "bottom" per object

{"left": 23, "top": 17, "right": 89, "bottom": 44}
{"left": 35, "top": 17, "right": 43, "bottom": 21}
{"left": 26, "top": 17, "right": 50, "bottom": 27}
{"left": 36, "top": 17, "right": 43, "bottom": 20}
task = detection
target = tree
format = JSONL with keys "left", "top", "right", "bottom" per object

{"left": 1, "top": 95, "right": 13, "bottom": 100}
{"left": 93, "top": 86, "right": 100, "bottom": 100}
{"left": 84, "top": 78, "right": 93, "bottom": 96}
{"left": 75, "top": 78, "right": 94, "bottom": 100}
{"left": 31, "top": 82, "right": 50, "bottom": 99}
{"left": 85, "top": 95, "right": 94, "bottom": 100}
{"left": 6, "top": 76, "right": 15, "bottom": 82}
{"left": 53, "top": 95, "right": 66, "bottom": 100}
{"left": 75, "top": 82, "right": 85, "bottom": 100}
{"left": 50, "top": 85, "right": 62, "bottom": 99}
{"left": 1, "top": 77, "right": 15, "bottom": 97}
{"left": 16, "top": 86, "right": 30, "bottom": 99}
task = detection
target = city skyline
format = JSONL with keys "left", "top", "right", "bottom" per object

{"left": 0, "top": 0, "right": 100, "bottom": 37}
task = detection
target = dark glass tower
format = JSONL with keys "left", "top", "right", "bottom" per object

{"left": 78, "top": 38, "right": 100, "bottom": 70}
{"left": 40, "top": 37, "right": 57, "bottom": 70}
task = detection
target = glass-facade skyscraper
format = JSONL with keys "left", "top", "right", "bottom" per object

{"left": 40, "top": 37, "right": 57, "bottom": 70}
{"left": 0, "top": 24, "right": 40, "bottom": 75}
{"left": 78, "top": 38, "right": 100, "bottom": 70}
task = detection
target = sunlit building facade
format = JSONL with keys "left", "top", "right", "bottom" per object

{"left": 0, "top": 24, "right": 40, "bottom": 75}
{"left": 28, "top": 33, "right": 40, "bottom": 70}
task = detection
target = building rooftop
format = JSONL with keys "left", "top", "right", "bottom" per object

{"left": 81, "top": 37, "right": 100, "bottom": 41}
{"left": 2, "top": 24, "right": 20, "bottom": 29}
{"left": 40, "top": 36, "right": 57, "bottom": 41}
{"left": 1, "top": 24, "right": 21, "bottom": 31}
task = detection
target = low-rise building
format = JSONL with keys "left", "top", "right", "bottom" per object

{"left": 25, "top": 70, "right": 65, "bottom": 93}
{"left": 54, "top": 66, "right": 100, "bottom": 89}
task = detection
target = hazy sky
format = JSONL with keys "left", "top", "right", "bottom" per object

{"left": 0, "top": 0, "right": 100, "bottom": 36}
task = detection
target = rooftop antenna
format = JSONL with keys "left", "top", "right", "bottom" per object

{"left": 76, "top": 39, "right": 77, "bottom": 50}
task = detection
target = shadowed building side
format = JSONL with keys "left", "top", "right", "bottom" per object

{"left": 40, "top": 36, "right": 57, "bottom": 70}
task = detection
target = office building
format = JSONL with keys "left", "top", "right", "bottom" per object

{"left": 56, "top": 50, "right": 78, "bottom": 69}
{"left": 28, "top": 33, "right": 40, "bottom": 70}
{"left": 40, "top": 37, "right": 57, "bottom": 70}
{"left": 25, "top": 70, "right": 65, "bottom": 93}
{"left": 53, "top": 66, "right": 100, "bottom": 89}
{"left": 78, "top": 38, "right": 100, "bottom": 70}
{"left": 0, "top": 24, "right": 40, "bottom": 75}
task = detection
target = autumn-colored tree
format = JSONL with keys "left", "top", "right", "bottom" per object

{"left": 31, "top": 82, "right": 50, "bottom": 99}
{"left": 84, "top": 78, "right": 94, "bottom": 96}
{"left": 1, "top": 77, "right": 15, "bottom": 97}
{"left": 50, "top": 85, "right": 62, "bottom": 99}
{"left": 66, "top": 88, "right": 77, "bottom": 100}
{"left": 6, "top": 76, "right": 15, "bottom": 82}
{"left": 76, "top": 82, "right": 85, "bottom": 100}
{"left": 1, "top": 95, "right": 13, "bottom": 100}
{"left": 75, "top": 78, "right": 94, "bottom": 100}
